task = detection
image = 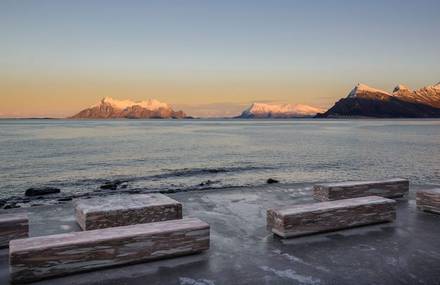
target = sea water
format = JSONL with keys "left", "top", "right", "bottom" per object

{"left": 0, "top": 119, "right": 439, "bottom": 199}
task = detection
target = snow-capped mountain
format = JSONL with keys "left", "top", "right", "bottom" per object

{"left": 237, "top": 102, "right": 323, "bottom": 118}
{"left": 317, "top": 82, "right": 440, "bottom": 118}
{"left": 70, "top": 97, "right": 188, "bottom": 119}
{"left": 347, "top": 83, "right": 390, "bottom": 98}
{"left": 392, "top": 82, "right": 440, "bottom": 109}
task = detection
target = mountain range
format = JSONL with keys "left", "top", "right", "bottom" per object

{"left": 70, "top": 97, "right": 188, "bottom": 119}
{"left": 317, "top": 82, "right": 440, "bottom": 118}
{"left": 70, "top": 81, "right": 440, "bottom": 119}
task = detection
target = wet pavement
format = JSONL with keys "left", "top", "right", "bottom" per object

{"left": 1, "top": 183, "right": 440, "bottom": 285}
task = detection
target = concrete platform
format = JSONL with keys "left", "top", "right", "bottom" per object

{"left": 1, "top": 183, "right": 440, "bottom": 285}
{"left": 267, "top": 196, "right": 396, "bottom": 238}
{"left": 74, "top": 193, "right": 182, "bottom": 230}
{"left": 0, "top": 213, "right": 28, "bottom": 248}
{"left": 417, "top": 189, "right": 440, "bottom": 214}
{"left": 313, "top": 178, "right": 409, "bottom": 201}
{"left": 10, "top": 218, "right": 209, "bottom": 283}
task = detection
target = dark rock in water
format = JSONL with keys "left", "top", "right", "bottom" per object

{"left": 0, "top": 199, "right": 6, "bottom": 208}
{"left": 100, "top": 183, "right": 118, "bottom": 190}
{"left": 25, "top": 187, "right": 60, "bottom": 197}
{"left": 4, "top": 203, "right": 20, "bottom": 209}
{"left": 100, "top": 180, "right": 127, "bottom": 190}
{"left": 199, "top": 180, "right": 214, "bottom": 187}
{"left": 266, "top": 178, "right": 279, "bottom": 184}
{"left": 57, "top": 197, "right": 73, "bottom": 202}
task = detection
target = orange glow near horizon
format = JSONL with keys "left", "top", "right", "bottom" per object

{"left": 0, "top": 72, "right": 347, "bottom": 118}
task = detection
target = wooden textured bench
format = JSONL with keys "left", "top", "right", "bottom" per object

{"left": 267, "top": 196, "right": 396, "bottom": 238}
{"left": 416, "top": 189, "right": 440, "bottom": 214}
{"left": 0, "top": 213, "right": 28, "bottom": 248}
{"left": 9, "top": 218, "right": 210, "bottom": 283}
{"left": 75, "top": 193, "right": 182, "bottom": 230}
{"left": 313, "top": 178, "right": 409, "bottom": 201}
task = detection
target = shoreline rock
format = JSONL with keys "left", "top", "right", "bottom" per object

{"left": 25, "top": 187, "right": 61, "bottom": 197}
{"left": 100, "top": 180, "right": 128, "bottom": 190}
{"left": 266, "top": 178, "right": 279, "bottom": 184}
{"left": 199, "top": 180, "right": 219, "bottom": 187}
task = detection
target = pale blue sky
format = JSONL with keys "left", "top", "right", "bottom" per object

{"left": 1, "top": 0, "right": 439, "bottom": 117}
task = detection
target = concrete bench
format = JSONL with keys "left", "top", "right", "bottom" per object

{"left": 267, "top": 196, "right": 396, "bottom": 238}
{"left": 0, "top": 213, "right": 28, "bottom": 248}
{"left": 313, "top": 178, "right": 409, "bottom": 201}
{"left": 417, "top": 189, "right": 440, "bottom": 214}
{"left": 9, "top": 217, "right": 210, "bottom": 283}
{"left": 75, "top": 193, "right": 182, "bottom": 230}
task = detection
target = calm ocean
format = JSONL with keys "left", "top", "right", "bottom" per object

{"left": 0, "top": 119, "right": 439, "bottom": 199}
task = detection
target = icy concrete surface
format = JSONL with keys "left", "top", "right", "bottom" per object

{"left": 0, "top": 183, "right": 439, "bottom": 285}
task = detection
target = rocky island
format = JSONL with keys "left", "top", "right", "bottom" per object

{"left": 237, "top": 102, "right": 323, "bottom": 118}
{"left": 71, "top": 97, "right": 189, "bottom": 119}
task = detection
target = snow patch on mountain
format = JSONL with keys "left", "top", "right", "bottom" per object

{"left": 92, "top": 97, "right": 170, "bottom": 111}
{"left": 348, "top": 83, "right": 390, "bottom": 98}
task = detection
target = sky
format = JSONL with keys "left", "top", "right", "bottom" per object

{"left": 1, "top": 0, "right": 440, "bottom": 118}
